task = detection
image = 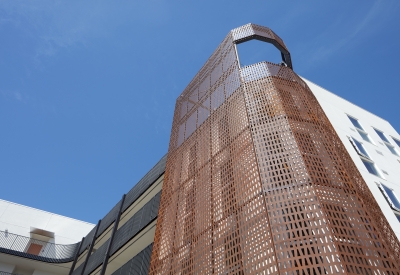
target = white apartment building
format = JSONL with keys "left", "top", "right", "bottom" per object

{"left": 2, "top": 80, "right": 399, "bottom": 275}
{"left": 306, "top": 78, "right": 400, "bottom": 240}
{"left": 0, "top": 199, "right": 94, "bottom": 275}
{"left": 1, "top": 23, "right": 400, "bottom": 275}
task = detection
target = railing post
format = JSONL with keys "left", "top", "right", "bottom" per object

{"left": 80, "top": 220, "right": 101, "bottom": 275}
{"left": 68, "top": 237, "right": 85, "bottom": 275}
{"left": 99, "top": 194, "right": 126, "bottom": 275}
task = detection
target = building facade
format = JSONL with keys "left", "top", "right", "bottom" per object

{"left": 0, "top": 199, "right": 94, "bottom": 275}
{"left": 1, "top": 24, "right": 400, "bottom": 275}
{"left": 149, "top": 23, "right": 400, "bottom": 275}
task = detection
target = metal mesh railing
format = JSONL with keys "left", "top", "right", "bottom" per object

{"left": 1, "top": 155, "right": 166, "bottom": 267}
{"left": 0, "top": 230, "right": 79, "bottom": 263}
{"left": 73, "top": 192, "right": 161, "bottom": 275}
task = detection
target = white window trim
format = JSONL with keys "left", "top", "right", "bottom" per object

{"left": 360, "top": 157, "right": 384, "bottom": 179}
{"left": 373, "top": 128, "right": 389, "bottom": 142}
{"left": 357, "top": 128, "right": 374, "bottom": 144}
{"left": 346, "top": 114, "right": 364, "bottom": 130}
{"left": 346, "top": 114, "right": 374, "bottom": 144}
{"left": 373, "top": 128, "right": 400, "bottom": 156}
{"left": 347, "top": 137, "right": 384, "bottom": 178}
{"left": 377, "top": 182, "right": 400, "bottom": 212}
{"left": 348, "top": 136, "right": 370, "bottom": 159}
{"left": 391, "top": 136, "right": 400, "bottom": 148}
{"left": 386, "top": 143, "right": 400, "bottom": 156}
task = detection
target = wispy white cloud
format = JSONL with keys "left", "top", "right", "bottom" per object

{"left": 1, "top": 89, "right": 30, "bottom": 103}
{"left": 0, "top": 0, "right": 169, "bottom": 59}
{"left": 296, "top": 0, "right": 400, "bottom": 70}
{"left": 0, "top": 88, "right": 60, "bottom": 114}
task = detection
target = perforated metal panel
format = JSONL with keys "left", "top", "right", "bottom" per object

{"left": 96, "top": 201, "right": 121, "bottom": 238}
{"left": 71, "top": 260, "right": 84, "bottom": 275}
{"left": 79, "top": 226, "right": 96, "bottom": 255}
{"left": 97, "top": 200, "right": 122, "bottom": 238}
{"left": 149, "top": 24, "right": 400, "bottom": 275}
{"left": 111, "top": 192, "right": 160, "bottom": 255}
{"left": 83, "top": 239, "right": 109, "bottom": 275}
{"left": 71, "top": 193, "right": 160, "bottom": 275}
{"left": 123, "top": 155, "right": 166, "bottom": 212}
{"left": 111, "top": 244, "right": 153, "bottom": 275}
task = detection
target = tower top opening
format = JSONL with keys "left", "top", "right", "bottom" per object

{"left": 231, "top": 23, "right": 292, "bottom": 69}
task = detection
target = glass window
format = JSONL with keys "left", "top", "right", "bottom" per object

{"left": 374, "top": 129, "right": 399, "bottom": 156}
{"left": 386, "top": 144, "right": 399, "bottom": 156}
{"left": 361, "top": 159, "right": 381, "bottom": 177}
{"left": 348, "top": 115, "right": 363, "bottom": 130}
{"left": 374, "top": 129, "right": 390, "bottom": 143}
{"left": 358, "top": 131, "right": 372, "bottom": 143}
{"left": 352, "top": 138, "right": 369, "bottom": 158}
{"left": 347, "top": 115, "right": 372, "bottom": 143}
{"left": 392, "top": 137, "right": 400, "bottom": 148}
{"left": 380, "top": 183, "right": 400, "bottom": 210}
{"left": 396, "top": 214, "right": 400, "bottom": 222}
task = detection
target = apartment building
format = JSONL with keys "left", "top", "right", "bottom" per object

{"left": 1, "top": 24, "right": 399, "bottom": 275}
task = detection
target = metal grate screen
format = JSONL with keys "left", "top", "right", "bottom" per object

{"left": 149, "top": 24, "right": 400, "bottom": 275}
{"left": 111, "top": 244, "right": 153, "bottom": 275}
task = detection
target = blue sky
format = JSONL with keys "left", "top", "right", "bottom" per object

{"left": 1, "top": 0, "right": 400, "bottom": 224}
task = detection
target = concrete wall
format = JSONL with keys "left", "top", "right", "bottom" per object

{"left": 0, "top": 199, "right": 95, "bottom": 245}
{"left": 305, "top": 78, "right": 400, "bottom": 240}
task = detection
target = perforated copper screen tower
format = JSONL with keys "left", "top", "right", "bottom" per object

{"left": 149, "top": 24, "right": 400, "bottom": 275}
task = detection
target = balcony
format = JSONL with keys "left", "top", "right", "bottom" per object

{"left": 0, "top": 230, "right": 79, "bottom": 263}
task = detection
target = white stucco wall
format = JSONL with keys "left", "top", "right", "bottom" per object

{"left": 0, "top": 199, "right": 95, "bottom": 245}
{"left": 304, "top": 78, "right": 400, "bottom": 240}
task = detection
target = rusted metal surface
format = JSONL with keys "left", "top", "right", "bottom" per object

{"left": 149, "top": 23, "right": 400, "bottom": 275}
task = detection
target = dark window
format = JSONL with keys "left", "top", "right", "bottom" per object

{"left": 375, "top": 129, "right": 399, "bottom": 156}
{"left": 381, "top": 184, "right": 400, "bottom": 210}
{"left": 392, "top": 137, "right": 400, "bottom": 148}
{"left": 374, "top": 129, "right": 389, "bottom": 143}
{"left": 361, "top": 159, "right": 380, "bottom": 177}
{"left": 352, "top": 138, "right": 369, "bottom": 158}
{"left": 347, "top": 115, "right": 372, "bottom": 143}
{"left": 348, "top": 116, "right": 363, "bottom": 130}
{"left": 386, "top": 144, "right": 399, "bottom": 156}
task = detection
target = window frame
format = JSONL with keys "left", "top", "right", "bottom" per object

{"left": 374, "top": 128, "right": 400, "bottom": 157}
{"left": 374, "top": 128, "right": 390, "bottom": 143}
{"left": 386, "top": 144, "right": 400, "bottom": 156}
{"left": 346, "top": 115, "right": 373, "bottom": 143}
{"left": 348, "top": 136, "right": 370, "bottom": 159}
{"left": 391, "top": 136, "right": 400, "bottom": 148}
{"left": 348, "top": 135, "right": 382, "bottom": 177}
{"left": 347, "top": 115, "right": 364, "bottom": 130}
{"left": 360, "top": 158, "right": 382, "bottom": 178}
{"left": 377, "top": 182, "right": 400, "bottom": 212}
